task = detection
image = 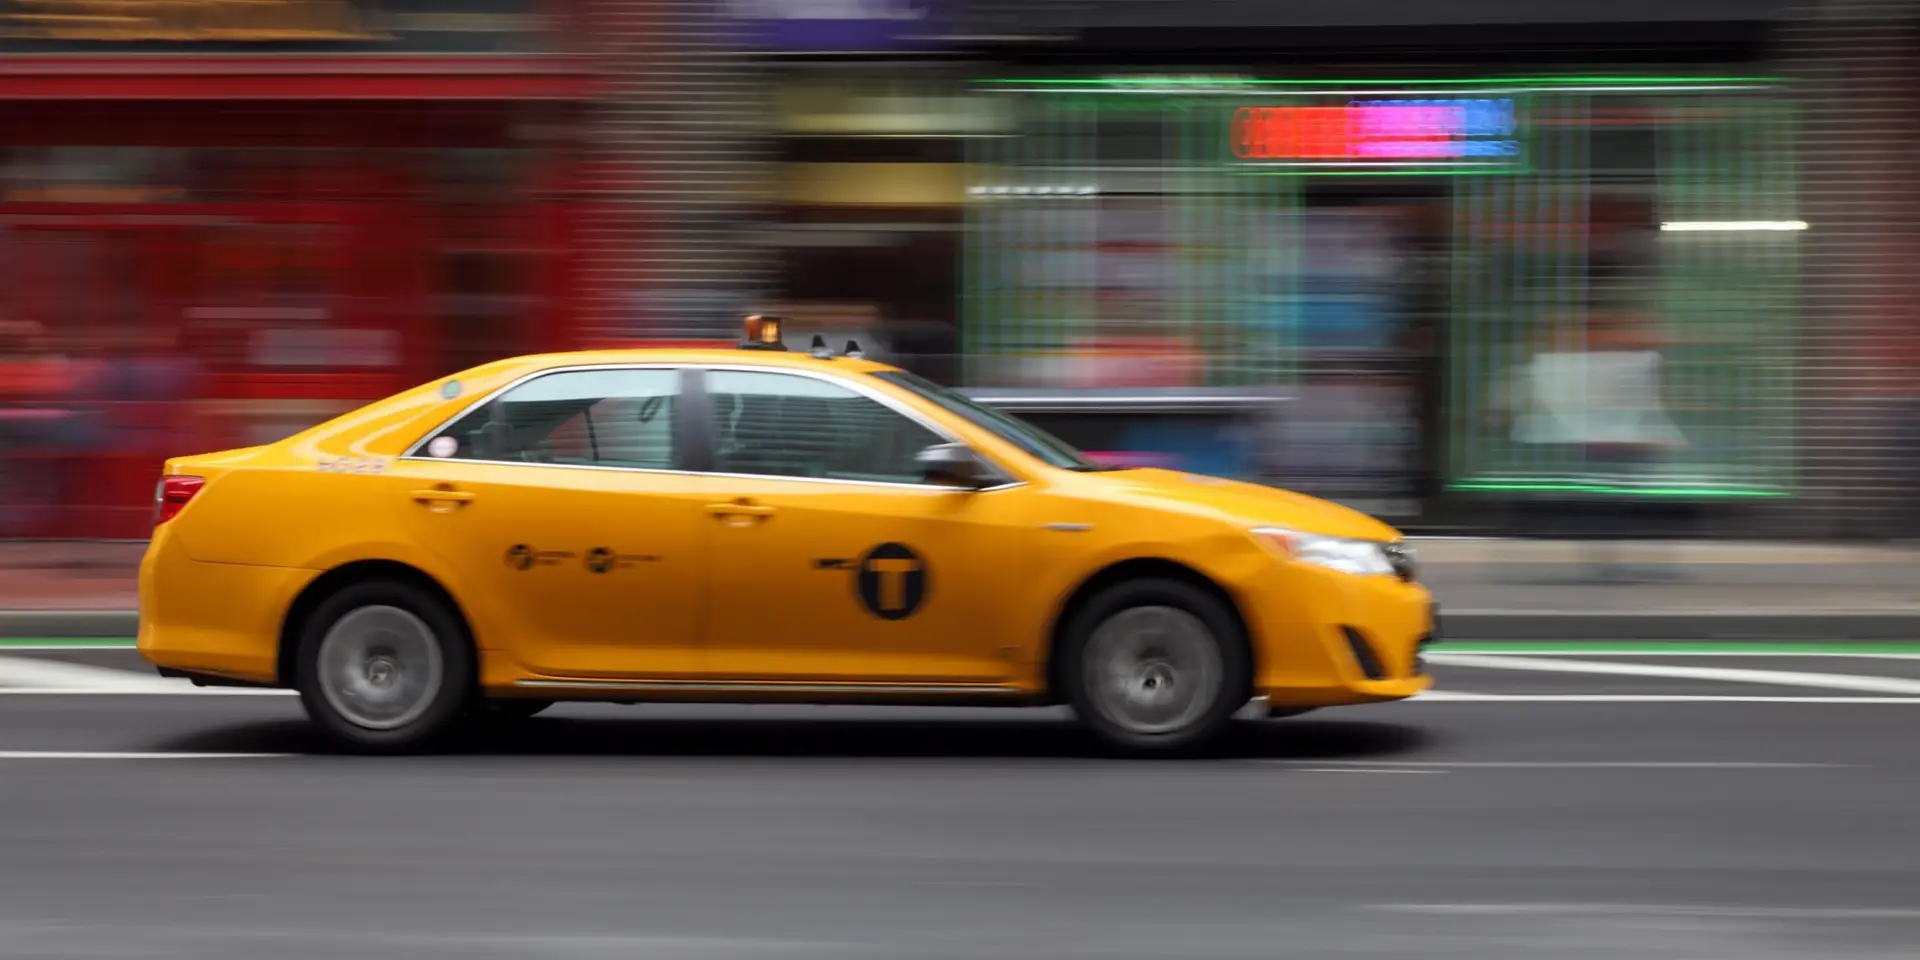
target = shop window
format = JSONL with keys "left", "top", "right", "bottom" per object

{"left": 427, "top": 147, "right": 542, "bottom": 374}
{"left": 1, "top": 147, "right": 187, "bottom": 203}
{"left": 4, "top": 229, "right": 147, "bottom": 352}
{"left": 777, "top": 137, "right": 963, "bottom": 165}
{"left": 186, "top": 222, "right": 388, "bottom": 373}
{"left": 437, "top": 250, "right": 539, "bottom": 374}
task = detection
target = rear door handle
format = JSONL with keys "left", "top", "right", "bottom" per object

{"left": 411, "top": 488, "right": 475, "bottom": 505}
{"left": 705, "top": 502, "right": 775, "bottom": 517}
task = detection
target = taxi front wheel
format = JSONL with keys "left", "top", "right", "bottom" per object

{"left": 1062, "top": 578, "right": 1251, "bottom": 755}
{"left": 294, "top": 580, "right": 477, "bottom": 755}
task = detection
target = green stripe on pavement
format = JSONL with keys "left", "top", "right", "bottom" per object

{"left": 1437, "top": 641, "right": 1920, "bottom": 655}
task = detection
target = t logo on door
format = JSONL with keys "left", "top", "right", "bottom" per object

{"left": 855, "top": 542, "right": 927, "bottom": 620}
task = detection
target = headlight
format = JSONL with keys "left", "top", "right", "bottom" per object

{"left": 1251, "top": 526, "right": 1397, "bottom": 576}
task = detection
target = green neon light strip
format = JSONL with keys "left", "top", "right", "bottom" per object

{"left": 982, "top": 75, "right": 1781, "bottom": 87}
{"left": 1448, "top": 481, "right": 1790, "bottom": 497}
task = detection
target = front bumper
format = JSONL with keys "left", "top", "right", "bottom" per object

{"left": 1243, "top": 564, "right": 1437, "bottom": 707}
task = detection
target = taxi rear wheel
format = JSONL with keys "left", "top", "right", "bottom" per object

{"left": 1062, "top": 578, "right": 1250, "bottom": 755}
{"left": 294, "top": 580, "right": 476, "bottom": 755}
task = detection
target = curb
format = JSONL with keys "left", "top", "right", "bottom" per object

{"left": 5, "top": 609, "right": 1920, "bottom": 642}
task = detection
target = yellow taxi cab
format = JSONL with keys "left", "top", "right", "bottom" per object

{"left": 138, "top": 315, "right": 1435, "bottom": 754}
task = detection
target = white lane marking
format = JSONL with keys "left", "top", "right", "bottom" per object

{"left": 917, "top": 880, "right": 1044, "bottom": 888}
{"left": 1445, "top": 609, "right": 1920, "bottom": 616}
{"left": 1415, "top": 691, "right": 1920, "bottom": 703}
{"left": 1439, "top": 650, "right": 1920, "bottom": 659}
{"left": 1268, "top": 760, "right": 1845, "bottom": 769}
{"left": 1291, "top": 767, "right": 1446, "bottom": 774}
{"left": 0, "top": 687, "right": 291, "bottom": 696}
{"left": 1428, "top": 653, "right": 1920, "bottom": 695}
{"left": 0, "top": 656, "right": 287, "bottom": 695}
{"left": 0, "top": 654, "right": 177, "bottom": 692}
{"left": 0, "top": 751, "right": 293, "bottom": 760}
{"left": 1372, "top": 903, "right": 1920, "bottom": 920}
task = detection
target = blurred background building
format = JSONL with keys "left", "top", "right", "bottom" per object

{"left": 1, "top": 0, "right": 1915, "bottom": 542}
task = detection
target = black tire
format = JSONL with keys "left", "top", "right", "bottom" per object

{"left": 294, "top": 579, "right": 476, "bottom": 755}
{"left": 482, "top": 699, "right": 554, "bottom": 722}
{"left": 1060, "top": 577, "right": 1251, "bottom": 755}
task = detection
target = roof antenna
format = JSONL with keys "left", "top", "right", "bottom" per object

{"left": 809, "top": 334, "right": 832, "bottom": 359}
{"left": 843, "top": 339, "right": 865, "bottom": 359}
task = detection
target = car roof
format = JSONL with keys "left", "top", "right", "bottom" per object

{"left": 500, "top": 347, "right": 901, "bottom": 375}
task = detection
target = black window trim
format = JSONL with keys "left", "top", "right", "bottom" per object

{"left": 399, "top": 361, "right": 1025, "bottom": 491}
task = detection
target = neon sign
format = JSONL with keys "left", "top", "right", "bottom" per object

{"left": 1232, "top": 98, "right": 1521, "bottom": 167}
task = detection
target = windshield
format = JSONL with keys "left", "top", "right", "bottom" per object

{"left": 871, "top": 371, "right": 1109, "bottom": 471}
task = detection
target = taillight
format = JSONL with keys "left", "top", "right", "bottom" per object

{"left": 153, "top": 475, "right": 205, "bottom": 527}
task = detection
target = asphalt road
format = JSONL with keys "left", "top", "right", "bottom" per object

{"left": 3, "top": 649, "right": 1920, "bottom": 959}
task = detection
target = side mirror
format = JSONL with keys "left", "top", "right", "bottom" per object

{"left": 915, "top": 442, "right": 987, "bottom": 489}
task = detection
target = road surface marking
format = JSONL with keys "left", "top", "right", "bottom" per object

{"left": 1290, "top": 767, "right": 1446, "bottom": 774}
{"left": 1428, "top": 653, "right": 1920, "bottom": 695}
{"left": 0, "top": 751, "right": 293, "bottom": 760}
{"left": 0, "top": 687, "right": 291, "bottom": 696}
{"left": 1440, "top": 646, "right": 1920, "bottom": 658}
{"left": 1372, "top": 903, "right": 1920, "bottom": 920}
{"left": 1268, "top": 761, "right": 1845, "bottom": 769}
{"left": 1415, "top": 691, "right": 1920, "bottom": 703}
{"left": 0, "top": 656, "right": 289, "bottom": 695}
{"left": 0, "top": 654, "right": 178, "bottom": 692}
{"left": 917, "top": 880, "right": 1043, "bottom": 888}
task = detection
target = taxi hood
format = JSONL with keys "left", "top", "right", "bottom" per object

{"left": 1085, "top": 468, "right": 1401, "bottom": 542}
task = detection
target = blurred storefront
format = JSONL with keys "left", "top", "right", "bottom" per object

{"left": 0, "top": 0, "right": 591, "bottom": 538}
{"left": 953, "top": 3, "right": 1803, "bottom": 530}
{"left": 730, "top": 0, "right": 981, "bottom": 383}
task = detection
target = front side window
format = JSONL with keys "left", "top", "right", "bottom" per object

{"left": 420, "top": 368, "right": 681, "bottom": 470}
{"left": 869, "top": 370, "right": 1105, "bottom": 471}
{"left": 707, "top": 370, "right": 944, "bottom": 484}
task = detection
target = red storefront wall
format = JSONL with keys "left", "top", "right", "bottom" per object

{"left": 0, "top": 58, "right": 598, "bottom": 539}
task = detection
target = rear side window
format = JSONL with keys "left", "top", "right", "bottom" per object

{"left": 418, "top": 368, "right": 681, "bottom": 470}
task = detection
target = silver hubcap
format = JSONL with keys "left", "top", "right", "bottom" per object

{"left": 316, "top": 605, "right": 445, "bottom": 731}
{"left": 1084, "top": 605, "right": 1223, "bottom": 736}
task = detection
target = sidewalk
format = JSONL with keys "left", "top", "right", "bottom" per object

{"left": 3, "top": 539, "right": 1917, "bottom": 640}
{"left": 1412, "top": 539, "right": 1920, "bottom": 640}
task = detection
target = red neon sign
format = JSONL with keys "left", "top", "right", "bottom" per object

{"left": 1233, "top": 105, "right": 1476, "bottom": 160}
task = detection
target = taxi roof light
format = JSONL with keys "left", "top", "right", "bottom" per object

{"left": 739, "top": 314, "right": 787, "bottom": 351}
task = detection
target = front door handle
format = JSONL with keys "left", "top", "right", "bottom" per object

{"left": 705, "top": 501, "right": 775, "bottom": 518}
{"left": 411, "top": 488, "right": 475, "bottom": 505}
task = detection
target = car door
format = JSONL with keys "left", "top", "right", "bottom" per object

{"left": 391, "top": 365, "right": 708, "bottom": 679}
{"left": 695, "top": 366, "right": 1037, "bottom": 684}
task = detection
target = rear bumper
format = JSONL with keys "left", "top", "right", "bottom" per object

{"left": 137, "top": 530, "right": 312, "bottom": 686}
